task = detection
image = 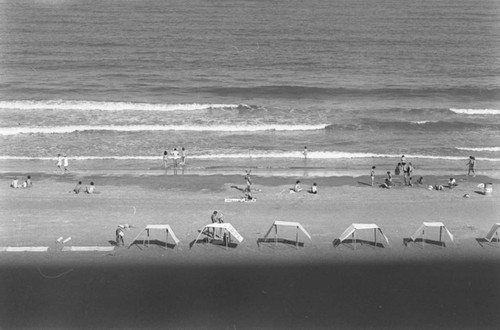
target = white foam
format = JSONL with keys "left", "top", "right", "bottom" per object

{"left": 1, "top": 152, "right": 499, "bottom": 162}
{"left": 0, "top": 100, "right": 241, "bottom": 112}
{"left": 450, "top": 108, "right": 500, "bottom": 115}
{"left": 0, "top": 124, "right": 327, "bottom": 135}
{"left": 456, "top": 147, "right": 500, "bottom": 152}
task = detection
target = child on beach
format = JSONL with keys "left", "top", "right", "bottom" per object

{"left": 308, "top": 182, "right": 318, "bottom": 194}
{"left": 467, "top": 156, "right": 476, "bottom": 177}
{"left": 210, "top": 211, "right": 224, "bottom": 238}
{"left": 73, "top": 181, "right": 82, "bottom": 194}
{"left": 370, "top": 166, "right": 376, "bottom": 186}
{"left": 448, "top": 178, "right": 457, "bottom": 188}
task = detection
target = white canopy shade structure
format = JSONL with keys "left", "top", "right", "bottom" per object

{"left": 128, "top": 224, "right": 180, "bottom": 250}
{"left": 337, "top": 223, "right": 390, "bottom": 249}
{"left": 409, "top": 222, "right": 454, "bottom": 248}
{"left": 192, "top": 223, "right": 244, "bottom": 249}
{"left": 261, "top": 221, "right": 312, "bottom": 248}
{"left": 484, "top": 223, "right": 500, "bottom": 247}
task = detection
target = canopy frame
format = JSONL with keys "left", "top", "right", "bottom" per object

{"left": 409, "top": 222, "right": 454, "bottom": 248}
{"left": 128, "top": 224, "right": 180, "bottom": 250}
{"left": 261, "top": 221, "right": 312, "bottom": 248}
{"left": 337, "top": 223, "right": 390, "bottom": 249}
{"left": 192, "top": 223, "right": 243, "bottom": 250}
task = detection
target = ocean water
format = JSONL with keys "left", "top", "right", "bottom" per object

{"left": 0, "top": 0, "right": 499, "bottom": 176}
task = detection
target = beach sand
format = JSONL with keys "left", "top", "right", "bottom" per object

{"left": 1, "top": 168, "right": 500, "bottom": 329}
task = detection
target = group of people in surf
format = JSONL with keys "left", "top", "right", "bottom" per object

{"left": 162, "top": 147, "right": 187, "bottom": 169}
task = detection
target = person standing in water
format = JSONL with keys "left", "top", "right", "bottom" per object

{"left": 244, "top": 170, "right": 252, "bottom": 192}
{"left": 370, "top": 166, "right": 376, "bottom": 186}
{"left": 162, "top": 150, "right": 168, "bottom": 168}
{"left": 302, "top": 146, "right": 308, "bottom": 159}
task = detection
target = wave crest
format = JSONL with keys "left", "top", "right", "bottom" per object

{"left": 450, "top": 108, "right": 500, "bottom": 115}
{"left": 0, "top": 100, "right": 242, "bottom": 112}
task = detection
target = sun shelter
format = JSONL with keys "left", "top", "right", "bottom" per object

{"left": 337, "top": 223, "right": 390, "bottom": 249}
{"left": 193, "top": 223, "right": 244, "bottom": 249}
{"left": 484, "top": 223, "right": 500, "bottom": 247}
{"left": 261, "top": 221, "right": 312, "bottom": 248}
{"left": 128, "top": 224, "right": 180, "bottom": 250}
{"left": 410, "top": 222, "right": 454, "bottom": 248}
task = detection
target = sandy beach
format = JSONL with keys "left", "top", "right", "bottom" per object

{"left": 1, "top": 165, "right": 499, "bottom": 329}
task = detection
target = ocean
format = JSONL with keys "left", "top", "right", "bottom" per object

{"left": 1, "top": 0, "right": 499, "bottom": 177}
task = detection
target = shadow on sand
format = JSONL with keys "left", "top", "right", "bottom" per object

{"left": 476, "top": 238, "right": 500, "bottom": 248}
{"left": 189, "top": 237, "right": 238, "bottom": 249}
{"left": 257, "top": 238, "right": 305, "bottom": 248}
{"left": 403, "top": 238, "right": 446, "bottom": 248}
{"left": 128, "top": 239, "right": 177, "bottom": 250}
{"left": 333, "top": 238, "right": 386, "bottom": 249}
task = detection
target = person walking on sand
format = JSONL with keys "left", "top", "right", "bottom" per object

{"left": 63, "top": 155, "right": 69, "bottom": 173}
{"left": 467, "top": 156, "right": 476, "bottom": 177}
{"left": 244, "top": 170, "right": 252, "bottom": 192}
{"left": 370, "top": 166, "right": 376, "bottom": 186}
{"left": 56, "top": 154, "right": 63, "bottom": 174}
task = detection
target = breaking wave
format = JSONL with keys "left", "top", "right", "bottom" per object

{"left": 450, "top": 108, "right": 500, "bottom": 115}
{"left": 0, "top": 124, "right": 328, "bottom": 135}
{"left": 0, "top": 100, "right": 243, "bottom": 112}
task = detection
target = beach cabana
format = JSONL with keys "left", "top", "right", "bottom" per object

{"left": 336, "top": 223, "right": 390, "bottom": 249}
{"left": 409, "top": 222, "right": 454, "bottom": 248}
{"left": 484, "top": 223, "right": 500, "bottom": 247}
{"left": 260, "top": 221, "right": 312, "bottom": 248}
{"left": 192, "top": 223, "right": 243, "bottom": 249}
{"left": 128, "top": 224, "right": 180, "bottom": 250}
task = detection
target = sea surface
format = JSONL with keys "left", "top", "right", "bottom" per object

{"left": 0, "top": 0, "right": 499, "bottom": 177}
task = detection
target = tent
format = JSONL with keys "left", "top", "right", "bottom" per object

{"left": 409, "top": 222, "right": 454, "bottom": 248}
{"left": 192, "top": 223, "right": 244, "bottom": 249}
{"left": 128, "top": 224, "right": 180, "bottom": 250}
{"left": 337, "top": 223, "right": 390, "bottom": 248}
{"left": 261, "top": 221, "right": 312, "bottom": 248}
{"left": 484, "top": 223, "right": 500, "bottom": 247}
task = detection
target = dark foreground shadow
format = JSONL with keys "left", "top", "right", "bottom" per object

{"left": 333, "top": 238, "right": 386, "bottom": 249}
{"left": 474, "top": 190, "right": 486, "bottom": 195}
{"left": 257, "top": 238, "right": 305, "bottom": 248}
{"left": 357, "top": 181, "right": 372, "bottom": 187}
{"left": 476, "top": 238, "right": 500, "bottom": 248}
{"left": 128, "top": 239, "right": 176, "bottom": 250}
{"left": 403, "top": 238, "right": 445, "bottom": 248}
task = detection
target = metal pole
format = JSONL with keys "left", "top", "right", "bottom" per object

{"left": 374, "top": 229, "right": 377, "bottom": 247}
{"left": 352, "top": 232, "right": 356, "bottom": 250}
{"left": 296, "top": 226, "right": 299, "bottom": 248}
{"left": 422, "top": 229, "right": 425, "bottom": 249}
{"left": 275, "top": 224, "right": 278, "bottom": 246}
{"left": 439, "top": 226, "right": 443, "bottom": 248}
{"left": 166, "top": 230, "right": 169, "bottom": 250}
